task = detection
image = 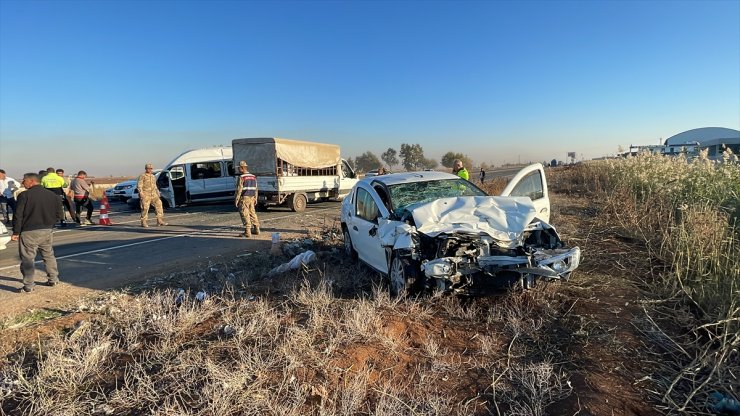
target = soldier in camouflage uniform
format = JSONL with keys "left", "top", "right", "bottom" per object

{"left": 137, "top": 163, "right": 167, "bottom": 228}
{"left": 235, "top": 160, "right": 260, "bottom": 238}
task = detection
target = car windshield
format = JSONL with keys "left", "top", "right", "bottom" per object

{"left": 388, "top": 179, "right": 488, "bottom": 215}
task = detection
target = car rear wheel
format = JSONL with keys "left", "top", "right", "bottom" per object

{"left": 343, "top": 228, "right": 357, "bottom": 262}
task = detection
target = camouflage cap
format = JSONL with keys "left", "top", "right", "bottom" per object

{"left": 145, "top": 163, "right": 154, "bottom": 169}
{"left": 239, "top": 161, "right": 248, "bottom": 167}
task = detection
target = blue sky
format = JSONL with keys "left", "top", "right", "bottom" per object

{"left": 1, "top": 0, "right": 738, "bottom": 176}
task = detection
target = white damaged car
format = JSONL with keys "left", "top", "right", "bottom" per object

{"left": 340, "top": 164, "right": 580, "bottom": 296}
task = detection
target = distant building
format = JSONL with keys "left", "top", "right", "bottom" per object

{"left": 627, "top": 127, "right": 740, "bottom": 160}
{"left": 663, "top": 127, "right": 740, "bottom": 160}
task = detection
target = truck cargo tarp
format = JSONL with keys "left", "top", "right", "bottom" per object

{"left": 232, "top": 138, "right": 341, "bottom": 174}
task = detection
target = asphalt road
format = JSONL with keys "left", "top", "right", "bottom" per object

{"left": 0, "top": 199, "right": 341, "bottom": 295}
{"left": 482, "top": 166, "right": 527, "bottom": 180}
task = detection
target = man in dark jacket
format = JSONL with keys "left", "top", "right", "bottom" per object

{"left": 11, "top": 173, "right": 63, "bottom": 293}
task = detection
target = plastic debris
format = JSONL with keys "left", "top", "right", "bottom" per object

{"left": 174, "top": 289, "right": 186, "bottom": 306}
{"left": 270, "top": 232, "right": 282, "bottom": 255}
{"left": 195, "top": 291, "right": 208, "bottom": 302}
{"left": 268, "top": 250, "right": 316, "bottom": 276}
{"left": 221, "top": 325, "right": 235, "bottom": 336}
{"left": 711, "top": 392, "right": 740, "bottom": 415}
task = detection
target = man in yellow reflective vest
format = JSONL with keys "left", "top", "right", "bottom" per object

{"left": 453, "top": 159, "right": 469, "bottom": 181}
{"left": 41, "top": 167, "right": 76, "bottom": 226}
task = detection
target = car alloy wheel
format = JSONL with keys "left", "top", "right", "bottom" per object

{"left": 343, "top": 229, "right": 357, "bottom": 261}
{"left": 389, "top": 255, "right": 408, "bottom": 297}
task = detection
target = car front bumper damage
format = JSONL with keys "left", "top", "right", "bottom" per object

{"left": 421, "top": 246, "right": 581, "bottom": 292}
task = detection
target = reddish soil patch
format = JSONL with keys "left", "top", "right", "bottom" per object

{"left": 0, "top": 312, "right": 98, "bottom": 358}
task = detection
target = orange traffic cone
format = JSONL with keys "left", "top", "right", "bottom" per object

{"left": 99, "top": 194, "right": 112, "bottom": 225}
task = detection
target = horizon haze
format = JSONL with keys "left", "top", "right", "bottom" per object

{"left": 1, "top": 0, "right": 738, "bottom": 177}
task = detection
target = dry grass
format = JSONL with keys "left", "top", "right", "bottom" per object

{"left": 549, "top": 154, "right": 739, "bottom": 414}
{"left": 1, "top": 260, "right": 579, "bottom": 415}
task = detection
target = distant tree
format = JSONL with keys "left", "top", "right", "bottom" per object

{"left": 400, "top": 143, "right": 432, "bottom": 171}
{"left": 381, "top": 148, "right": 399, "bottom": 171}
{"left": 441, "top": 151, "right": 473, "bottom": 170}
{"left": 479, "top": 162, "right": 490, "bottom": 171}
{"left": 441, "top": 152, "right": 457, "bottom": 168}
{"left": 422, "top": 157, "right": 438, "bottom": 169}
{"left": 354, "top": 151, "right": 382, "bottom": 172}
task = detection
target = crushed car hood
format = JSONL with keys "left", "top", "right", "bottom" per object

{"left": 410, "top": 196, "right": 540, "bottom": 248}
{"left": 411, "top": 196, "right": 537, "bottom": 242}
{"left": 379, "top": 196, "right": 545, "bottom": 250}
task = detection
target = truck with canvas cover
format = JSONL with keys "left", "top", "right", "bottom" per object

{"left": 231, "top": 138, "right": 358, "bottom": 212}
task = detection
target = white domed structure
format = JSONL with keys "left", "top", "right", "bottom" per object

{"left": 663, "top": 127, "right": 740, "bottom": 159}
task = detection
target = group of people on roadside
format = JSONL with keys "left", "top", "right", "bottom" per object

{"left": 38, "top": 167, "right": 97, "bottom": 227}
{"left": 2, "top": 167, "right": 98, "bottom": 228}
{"left": 6, "top": 163, "right": 171, "bottom": 294}
{"left": 2, "top": 167, "right": 99, "bottom": 293}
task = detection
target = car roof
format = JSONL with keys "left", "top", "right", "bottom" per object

{"left": 363, "top": 171, "right": 458, "bottom": 186}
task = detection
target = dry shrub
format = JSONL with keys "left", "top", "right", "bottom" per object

{"left": 551, "top": 153, "right": 740, "bottom": 414}
{"left": 480, "top": 175, "right": 509, "bottom": 196}
{"left": 547, "top": 163, "right": 611, "bottom": 195}
{"left": 7, "top": 327, "right": 116, "bottom": 415}
{"left": 506, "top": 361, "right": 572, "bottom": 416}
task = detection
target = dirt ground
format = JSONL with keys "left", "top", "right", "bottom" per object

{"left": 0, "top": 192, "right": 675, "bottom": 415}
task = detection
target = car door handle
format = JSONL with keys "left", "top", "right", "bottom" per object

{"left": 352, "top": 226, "right": 358, "bottom": 231}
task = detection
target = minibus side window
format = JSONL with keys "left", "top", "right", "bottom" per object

{"left": 190, "top": 162, "right": 222, "bottom": 180}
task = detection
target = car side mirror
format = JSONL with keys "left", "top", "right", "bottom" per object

{"left": 369, "top": 226, "right": 377, "bottom": 237}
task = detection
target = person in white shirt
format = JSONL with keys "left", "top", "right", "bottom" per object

{"left": 0, "top": 169, "right": 19, "bottom": 224}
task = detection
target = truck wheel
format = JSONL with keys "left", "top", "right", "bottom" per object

{"left": 256, "top": 203, "right": 267, "bottom": 212}
{"left": 288, "top": 193, "right": 307, "bottom": 212}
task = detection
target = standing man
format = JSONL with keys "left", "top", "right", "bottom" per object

{"left": 56, "top": 168, "right": 76, "bottom": 224}
{"left": 137, "top": 163, "right": 167, "bottom": 227}
{"left": 0, "top": 169, "right": 19, "bottom": 224}
{"left": 235, "top": 161, "right": 260, "bottom": 238}
{"left": 11, "top": 173, "right": 63, "bottom": 293}
{"left": 479, "top": 167, "right": 486, "bottom": 184}
{"left": 41, "top": 167, "right": 77, "bottom": 226}
{"left": 70, "top": 170, "right": 96, "bottom": 226}
{"left": 453, "top": 159, "right": 469, "bottom": 181}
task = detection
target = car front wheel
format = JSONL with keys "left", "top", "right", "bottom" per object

{"left": 343, "top": 228, "right": 357, "bottom": 262}
{"left": 389, "top": 254, "right": 413, "bottom": 297}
